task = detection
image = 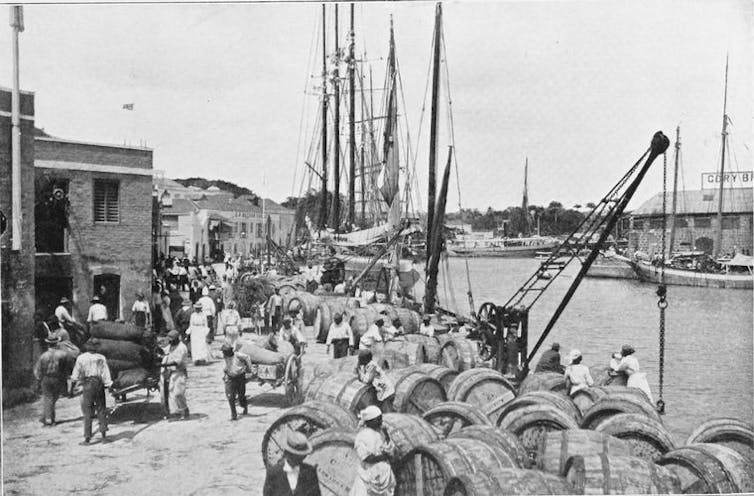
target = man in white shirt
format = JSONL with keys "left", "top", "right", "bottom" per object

{"left": 54, "top": 297, "right": 77, "bottom": 326}
{"left": 70, "top": 339, "right": 112, "bottom": 445}
{"left": 86, "top": 296, "right": 108, "bottom": 324}
{"left": 359, "top": 318, "right": 385, "bottom": 350}
{"left": 325, "top": 313, "right": 354, "bottom": 359}
{"left": 419, "top": 316, "right": 435, "bottom": 338}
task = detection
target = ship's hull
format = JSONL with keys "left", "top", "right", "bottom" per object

{"left": 585, "top": 254, "right": 638, "bottom": 280}
{"left": 633, "top": 260, "right": 753, "bottom": 289}
{"left": 447, "top": 239, "right": 560, "bottom": 258}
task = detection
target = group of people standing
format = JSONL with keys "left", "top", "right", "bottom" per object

{"left": 536, "top": 341, "right": 654, "bottom": 401}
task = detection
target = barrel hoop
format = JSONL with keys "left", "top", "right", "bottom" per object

{"left": 562, "top": 455, "right": 586, "bottom": 494}
{"left": 658, "top": 446, "right": 738, "bottom": 493}
{"left": 599, "top": 450, "right": 611, "bottom": 494}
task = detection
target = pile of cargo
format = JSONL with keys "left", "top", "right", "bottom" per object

{"left": 86, "top": 321, "right": 158, "bottom": 390}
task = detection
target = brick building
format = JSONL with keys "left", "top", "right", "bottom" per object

{"left": 1, "top": 87, "right": 37, "bottom": 390}
{"left": 34, "top": 134, "right": 154, "bottom": 324}
{"left": 627, "top": 189, "right": 753, "bottom": 256}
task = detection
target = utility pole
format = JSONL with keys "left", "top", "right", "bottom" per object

{"left": 10, "top": 5, "right": 24, "bottom": 251}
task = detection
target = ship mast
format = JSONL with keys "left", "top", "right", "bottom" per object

{"left": 668, "top": 125, "right": 681, "bottom": 257}
{"left": 522, "top": 157, "right": 530, "bottom": 236}
{"left": 332, "top": 5, "right": 341, "bottom": 234}
{"left": 426, "top": 2, "right": 442, "bottom": 258}
{"left": 319, "top": 4, "right": 328, "bottom": 230}
{"left": 347, "top": 3, "right": 356, "bottom": 230}
{"left": 714, "top": 55, "right": 729, "bottom": 258}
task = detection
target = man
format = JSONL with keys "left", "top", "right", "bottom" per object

{"left": 131, "top": 291, "right": 151, "bottom": 328}
{"left": 267, "top": 288, "right": 284, "bottom": 332}
{"left": 198, "top": 287, "right": 217, "bottom": 342}
{"left": 33, "top": 336, "right": 69, "bottom": 426}
{"left": 350, "top": 405, "right": 396, "bottom": 496}
{"left": 221, "top": 343, "right": 252, "bottom": 421}
{"left": 55, "top": 297, "right": 77, "bottom": 327}
{"left": 564, "top": 349, "right": 594, "bottom": 395}
{"left": 70, "top": 339, "right": 112, "bottom": 444}
{"left": 271, "top": 318, "right": 305, "bottom": 355}
{"left": 160, "top": 330, "right": 189, "bottom": 419}
{"left": 173, "top": 297, "right": 193, "bottom": 342}
{"left": 86, "top": 296, "right": 108, "bottom": 324}
{"left": 359, "top": 318, "right": 385, "bottom": 351}
{"left": 419, "top": 316, "right": 435, "bottom": 338}
{"left": 263, "top": 431, "right": 321, "bottom": 496}
{"left": 534, "top": 342, "right": 565, "bottom": 374}
{"left": 325, "top": 313, "right": 354, "bottom": 359}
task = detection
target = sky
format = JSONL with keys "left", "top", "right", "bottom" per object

{"left": 1, "top": 0, "right": 751, "bottom": 212}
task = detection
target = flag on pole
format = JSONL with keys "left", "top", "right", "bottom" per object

{"left": 122, "top": 103, "right": 134, "bottom": 111}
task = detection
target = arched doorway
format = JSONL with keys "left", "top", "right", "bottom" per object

{"left": 695, "top": 236, "right": 713, "bottom": 254}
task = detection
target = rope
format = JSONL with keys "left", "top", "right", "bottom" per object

{"left": 656, "top": 151, "right": 668, "bottom": 414}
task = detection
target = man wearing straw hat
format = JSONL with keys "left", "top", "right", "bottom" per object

{"left": 33, "top": 335, "right": 69, "bottom": 426}
{"left": 263, "top": 431, "right": 321, "bottom": 496}
{"left": 351, "top": 405, "right": 396, "bottom": 496}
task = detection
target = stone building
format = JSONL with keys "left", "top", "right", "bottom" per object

{"left": 1, "top": 87, "right": 37, "bottom": 390}
{"left": 34, "top": 134, "right": 154, "bottom": 323}
{"left": 627, "top": 188, "right": 753, "bottom": 256}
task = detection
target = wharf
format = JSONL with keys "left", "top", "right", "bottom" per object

{"left": 2, "top": 333, "right": 333, "bottom": 495}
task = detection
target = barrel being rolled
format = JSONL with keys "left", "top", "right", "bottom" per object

{"left": 285, "top": 291, "right": 320, "bottom": 325}
{"left": 564, "top": 453, "right": 681, "bottom": 494}
{"left": 446, "top": 368, "right": 516, "bottom": 422}
{"left": 396, "top": 437, "right": 519, "bottom": 495}
{"left": 594, "top": 412, "right": 676, "bottom": 461}
{"left": 423, "top": 401, "right": 492, "bottom": 438}
{"left": 497, "top": 403, "right": 580, "bottom": 462}
{"left": 385, "top": 368, "right": 446, "bottom": 416}
{"left": 262, "top": 401, "right": 358, "bottom": 468}
{"left": 518, "top": 372, "right": 567, "bottom": 395}
{"left": 382, "top": 340, "right": 429, "bottom": 366}
{"left": 443, "top": 469, "right": 576, "bottom": 496}
{"left": 393, "top": 307, "right": 421, "bottom": 334}
{"left": 536, "top": 429, "right": 634, "bottom": 475}
{"left": 685, "top": 417, "right": 754, "bottom": 462}
{"left": 657, "top": 443, "right": 754, "bottom": 494}
{"left": 439, "top": 338, "right": 480, "bottom": 372}
{"left": 349, "top": 307, "right": 380, "bottom": 347}
{"left": 407, "top": 364, "right": 458, "bottom": 393}
{"left": 449, "top": 425, "right": 528, "bottom": 469}
{"left": 89, "top": 321, "right": 145, "bottom": 342}
{"left": 383, "top": 413, "right": 441, "bottom": 458}
{"left": 304, "top": 373, "right": 377, "bottom": 416}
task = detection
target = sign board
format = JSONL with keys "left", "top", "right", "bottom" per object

{"left": 701, "top": 171, "right": 754, "bottom": 190}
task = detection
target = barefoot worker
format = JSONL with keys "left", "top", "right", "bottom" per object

{"left": 350, "top": 405, "right": 396, "bottom": 496}
{"left": 160, "top": 330, "right": 189, "bottom": 420}
{"left": 70, "top": 339, "right": 112, "bottom": 445}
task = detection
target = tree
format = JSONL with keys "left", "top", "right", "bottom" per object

{"left": 586, "top": 202, "right": 597, "bottom": 209}
{"left": 573, "top": 204, "right": 582, "bottom": 209}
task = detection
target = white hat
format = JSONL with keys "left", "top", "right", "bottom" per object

{"left": 569, "top": 349, "right": 582, "bottom": 364}
{"left": 359, "top": 405, "right": 382, "bottom": 422}
{"left": 202, "top": 287, "right": 209, "bottom": 296}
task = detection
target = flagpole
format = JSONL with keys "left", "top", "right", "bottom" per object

{"left": 10, "top": 5, "right": 24, "bottom": 251}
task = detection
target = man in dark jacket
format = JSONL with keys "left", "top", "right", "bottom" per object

{"left": 535, "top": 342, "right": 565, "bottom": 374}
{"left": 263, "top": 432, "right": 321, "bottom": 496}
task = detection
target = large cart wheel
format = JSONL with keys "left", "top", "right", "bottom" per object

{"left": 284, "top": 354, "right": 303, "bottom": 406}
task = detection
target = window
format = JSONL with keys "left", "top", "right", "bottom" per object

{"left": 257, "top": 222, "right": 263, "bottom": 237}
{"left": 35, "top": 178, "right": 69, "bottom": 253}
{"left": 694, "top": 217, "right": 711, "bottom": 228}
{"left": 722, "top": 216, "right": 739, "bottom": 230}
{"left": 675, "top": 217, "right": 688, "bottom": 228}
{"left": 649, "top": 217, "right": 664, "bottom": 229}
{"left": 93, "top": 179, "right": 119, "bottom": 223}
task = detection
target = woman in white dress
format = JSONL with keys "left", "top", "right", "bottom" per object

{"left": 611, "top": 344, "right": 654, "bottom": 403}
{"left": 350, "top": 405, "right": 396, "bottom": 496}
{"left": 186, "top": 303, "right": 211, "bottom": 365}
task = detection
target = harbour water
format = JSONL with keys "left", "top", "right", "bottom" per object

{"left": 432, "top": 257, "right": 753, "bottom": 442}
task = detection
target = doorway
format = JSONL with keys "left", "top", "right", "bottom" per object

{"left": 93, "top": 273, "right": 120, "bottom": 321}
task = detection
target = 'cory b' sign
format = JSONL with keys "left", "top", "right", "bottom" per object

{"left": 701, "top": 171, "right": 754, "bottom": 189}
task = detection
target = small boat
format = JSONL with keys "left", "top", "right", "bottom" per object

{"left": 632, "top": 252, "right": 753, "bottom": 289}
{"left": 447, "top": 235, "right": 560, "bottom": 258}
{"left": 586, "top": 252, "right": 638, "bottom": 280}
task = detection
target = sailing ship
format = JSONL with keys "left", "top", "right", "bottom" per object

{"left": 632, "top": 59, "right": 754, "bottom": 289}
{"left": 446, "top": 160, "right": 559, "bottom": 258}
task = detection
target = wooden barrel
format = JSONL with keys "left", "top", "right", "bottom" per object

{"left": 657, "top": 443, "right": 754, "bottom": 494}
{"left": 536, "top": 429, "right": 634, "bottom": 475}
{"left": 423, "top": 402, "right": 492, "bottom": 438}
{"left": 314, "top": 302, "right": 331, "bottom": 343}
{"left": 497, "top": 404, "right": 580, "bottom": 462}
{"left": 309, "top": 356, "right": 358, "bottom": 383}
{"left": 394, "top": 307, "right": 421, "bottom": 334}
{"left": 261, "top": 401, "right": 357, "bottom": 468}
{"left": 317, "top": 296, "right": 359, "bottom": 341}
{"left": 385, "top": 368, "right": 446, "bottom": 415}
{"left": 493, "top": 391, "right": 581, "bottom": 428}
{"left": 383, "top": 413, "right": 441, "bottom": 458}
{"left": 439, "top": 338, "right": 479, "bottom": 372}
{"left": 285, "top": 291, "right": 320, "bottom": 325}
{"left": 564, "top": 453, "right": 681, "bottom": 494}
{"left": 594, "top": 412, "right": 676, "bottom": 461}
{"left": 304, "top": 372, "right": 377, "bottom": 416}
{"left": 449, "top": 425, "right": 528, "bottom": 469}
{"left": 404, "top": 334, "right": 442, "bottom": 364}
{"left": 396, "top": 437, "right": 519, "bottom": 495}
{"left": 307, "top": 429, "right": 358, "bottom": 496}
{"left": 349, "top": 307, "right": 380, "bottom": 345}
{"left": 382, "top": 340, "right": 429, "bottom": 366}
{"left": 581, "top": 390, "right": 662, "bottom": 429}
{"left": 571, "top": 387, "right": 608, "bottom": 417}
{"left": 443, "top": 469, "right": 576, "bottom": 496}
{"left": 518, "top": 372, "right": 567, "bottom": 395}
{"left": 369, "top": 343, "right": 411, "bottom": 371}
{"left": 446, "top": 368, "right": 516, "bottom": 421}
{"left": 407, "top": 364, "right": 458, "bottom": 393}
{"left": 685, "top": 417, "right": 754, "bottom": 461}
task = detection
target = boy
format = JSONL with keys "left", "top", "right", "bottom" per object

{"left": 221, "top": 343, "right": 252, "bottom": 420}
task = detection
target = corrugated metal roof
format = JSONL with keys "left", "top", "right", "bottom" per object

{"left": 632, "top": 189, "right": 753, "bottom": 216}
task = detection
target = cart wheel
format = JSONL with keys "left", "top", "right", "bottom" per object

{"left": 284, "top": 355, "right": 303, "bottom": 406}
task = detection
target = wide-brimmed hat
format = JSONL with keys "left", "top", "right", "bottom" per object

{"left": 621, "top": 344, "right": 635, "bottom": 355}
{"left": 193, "top": 302, "right": 203, "bottom": 309}
{"left": 359, "top": 405, "right": 382, "bottom": 423}
{"left": 568, "top": 349, "right": 582, "bottom": 364}
{"left": 59, "top": 297, "right": 70, "bottom": 304}
{"left": 91, "top": 296, "right": 101, "bottom": 303}
{"left": 284, "top": 432, "right": 313, "bottom": 456}
{"left": 209, "top": 284, "right": 216, "bottom": 290}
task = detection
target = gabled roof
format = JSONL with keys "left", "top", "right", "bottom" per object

{"left": 193, "top": 195, "right": 262, "bottom": 213}
{"left": 161, "top": 198, "right": 196, "bottom": 215}
{"left": 632, "top": 189, "right": 753, "bottom": 216}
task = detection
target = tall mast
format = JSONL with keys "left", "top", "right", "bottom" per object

{"left": 320, "top": 4, "right": 329, "bottom": 229}
{"left": 332, "top": 4, "right": 341, "bottom": 234}
{"left": 714, "top": 55, "right": 729, "bottom": 258}
{"left": 668, "top": 125, "right": 681, "bottom": 256}
{"left": 522, "top": 157, "right": 530, "bottom": 235}
{"left": 424, "top": 148, "right": 453, "bottom": 314}
{"left": 347, "top": 3, "right": 356, "bottom": 230}
{"left": 426, "top": 2, "right": 442, "bottom": 258}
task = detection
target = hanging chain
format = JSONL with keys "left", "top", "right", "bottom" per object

{"left": 656, "top": 151, "right": 668, "bottom": 414}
